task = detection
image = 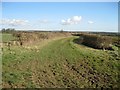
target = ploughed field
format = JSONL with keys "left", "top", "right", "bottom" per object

{"left": 2, "top": 32, "right": 119, "bottom": 88}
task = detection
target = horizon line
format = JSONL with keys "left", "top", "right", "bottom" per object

{"left": 0, "top": 28, "right": 118, "bottom": 33}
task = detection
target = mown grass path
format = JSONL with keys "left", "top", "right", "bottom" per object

{"left": 2, "top": 36, "right": 119, "bottom": 88}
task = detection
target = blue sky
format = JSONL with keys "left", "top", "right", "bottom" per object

{"left": 1, "top": 2, "right": 118, "bottom": 32}
{"left": 1, "top": 0, "right": 120, "bottom": 2}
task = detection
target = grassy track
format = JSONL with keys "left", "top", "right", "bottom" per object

{"left": 2, "top": 36, "right": 119, "bottom": 88}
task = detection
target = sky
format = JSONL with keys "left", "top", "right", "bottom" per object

{"left": 1, "top": 0, "right": 120, "bottom": 2}
{"left": 1, "top": 2, "right": 118, "bottom": 32}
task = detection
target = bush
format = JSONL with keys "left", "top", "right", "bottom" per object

{"left": 12, "top": 31, "right": 70, "bottom": 46}
{"left": 81, "top": 34, "right": 113, "bottom": 50}
{"left": 112, "top": 36, "right": 120, "bottom": 47}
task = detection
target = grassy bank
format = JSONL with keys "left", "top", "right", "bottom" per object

{"left": 2, "top": 36, "right": 119, "bottom": 88}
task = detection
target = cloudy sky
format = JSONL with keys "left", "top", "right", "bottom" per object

{"left": 1, "top": 2, "right": 118, "bottom": 32}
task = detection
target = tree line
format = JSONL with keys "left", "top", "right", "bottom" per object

{"left": 1, "top": 28, "right": 16, "bottom": 33}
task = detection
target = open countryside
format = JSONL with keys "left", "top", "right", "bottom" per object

{"left": 1, "top": 29, "right": 120, "bottom": 88}
{"left": 1, "top": 1, "right": 119, "bottom": 88}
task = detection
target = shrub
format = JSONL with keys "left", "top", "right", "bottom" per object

{"left": 81, "top": 34, "right": 113, "bottom": 50}
{"left": 112, "top": 36, "right": 120, "bottom": 47}
{"left": 12, "top": 31, "right": 70, "bottom": 46}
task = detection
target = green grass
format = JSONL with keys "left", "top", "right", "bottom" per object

{"left": 2, "top": 33, "right": 16, "bottom": 42}
{"left": 2, "top": 36, "right": 119, "bottom": 88}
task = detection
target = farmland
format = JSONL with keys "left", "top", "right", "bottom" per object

{"left": 1, "top": 31, "right": 120, "bottom": 88}
{"left": 2, "top": 33, "right": 15, "bottom": 42}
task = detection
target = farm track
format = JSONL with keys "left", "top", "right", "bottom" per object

{"left": 2, "top": 36, "right": 119, "bottom": 88}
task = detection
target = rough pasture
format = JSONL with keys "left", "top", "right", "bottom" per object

{"left": 2, "top": 32, "right": 119, "bottom": 88}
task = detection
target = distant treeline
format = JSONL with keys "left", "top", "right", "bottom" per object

{"left": 72, "top": 32, "right": 119, "bottom": 36}
{"left": 89, "top": 32, "right": 119, "bottom": 36}
{"left": 1, "top": 28, "right": 16, "bottom": 33}
{"left": 1, "top": 28, "right": 119, "bottom": 36}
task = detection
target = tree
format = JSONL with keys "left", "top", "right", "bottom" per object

{"left": 1, "top": 28, "right": 15, "bottom": 33}
{"left": 60, "top": 29, "right": 64, "bottom": 33}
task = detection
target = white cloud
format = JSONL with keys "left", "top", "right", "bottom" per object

{"left": 88, "top": 21, "right": 94, "bottom": 24}
{"left": 0, "top": 19, "right": 29, "bottom": 26}
{"left": 61, "top": 16, "right": 82, "bottom": 25}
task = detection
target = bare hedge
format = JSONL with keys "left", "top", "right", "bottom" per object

{"left": 12, "top": 31, "right": 70, "bottom": 45}
{"left": 81, "top": 34, "right": 113, "bottom": 50}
